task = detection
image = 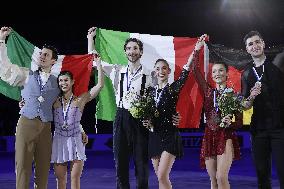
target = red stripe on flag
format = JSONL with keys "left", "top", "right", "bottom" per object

{"left": 174, "top": 37, "right": 204, "bottom": 128}
{"left": 61, "top": 55, "right": 93, "bottom": 96}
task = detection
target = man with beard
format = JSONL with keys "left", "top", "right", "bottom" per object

{"left": 88, "top": 28, "right": 152, "bottom": 188}
{"left": 87, "top": 27, "right": 180, "bottom": 189}
{"left": 241, "top": 31, "right": 284, "bottom": 189}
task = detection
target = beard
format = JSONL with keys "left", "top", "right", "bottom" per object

{"left": 127, "top": 54, "right": 141, "bottom": 63}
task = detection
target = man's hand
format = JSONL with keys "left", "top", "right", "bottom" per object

{"left": 19, "top": 99, "right": 25, "bottom": 109}
{"left": 82, "top": 132, "right": 88, "bottom": 145}
{"left": 0, "top": 27, "right": 11, "bottom": 40}
{"left": 87, "top": 27, "right": 97, "bottom": 39}
{"left": 249, "top": 82, "right": 262, "bottom": 99}
{"left": 172, "top": 112, "right": 181, "bottom": 127}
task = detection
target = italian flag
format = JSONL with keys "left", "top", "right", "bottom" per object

{"left": 95, "top": 28, "right": 208, "bottom": 128}
{"left": 0, "top": 29, "right": 93, "bottom": 101}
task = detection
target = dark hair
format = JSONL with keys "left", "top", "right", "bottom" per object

{"left": 212, "top": 62, "right": 228, "bottom": 72}
{"left": 154, "top": 58, "right": 170, "bottom": 69}
{"left": 124, "top": 38, "right": 143, "bottom": 52}
{"left": 58, "top": 70, "right": 74, "bottom": 81}
{"left": 42, "top": 44, "right": 58, "bottom": 60}
{"left": 57, "top": 70, "right": 74, "bottom": 95}
{"left": 243, "top": 31, "right": 264, "bottom": 45}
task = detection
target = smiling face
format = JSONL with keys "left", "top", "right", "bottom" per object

{"left": 245, "top": 35, "right": 265, "bottom": 58}
{"left": 124, "top": 41, "right": 143, "bottom": 63}
{"left": 58, "top": 74, "right": 74, "bottom": 93}
{"left": 211, "top": 63, "right": 228, "bottom": 86}
{"left": 154, "top": 60, "right": 171, "bottom": 83}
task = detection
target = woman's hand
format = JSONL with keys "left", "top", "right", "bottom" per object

{"left": 194, "top": 34, "right": 208, "bottom": 51}
{"left": 220, "top": 114, "right": 232, "bottom": 127}
{"left": 82, "top": 132, "right": 88, "bottom": 145}
{"left": 142, "top": 119, "right": 154, "bottom": 132}
{"left": 172, "top": 112, "right": 181, "bottom": 127}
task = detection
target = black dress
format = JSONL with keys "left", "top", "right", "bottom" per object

{"left": 148, "top": 69, "right": 189, "bottom": 159}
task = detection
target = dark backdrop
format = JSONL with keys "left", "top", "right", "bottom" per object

{"left": 1, "top": 0, "right": 283, "bottom": 135}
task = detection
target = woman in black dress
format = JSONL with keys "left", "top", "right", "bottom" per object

{"left": 143, "top": 34, "right": 207, "bottom": 189}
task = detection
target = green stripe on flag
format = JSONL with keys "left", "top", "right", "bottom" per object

{"left": 94, "top": 28, "right": 129, "bottom": 121}
{"left": 95, "top": 28, "right": 129, "bottom": 65}
{"left": 0, "top": 30, "right": 35, "bottom": 100}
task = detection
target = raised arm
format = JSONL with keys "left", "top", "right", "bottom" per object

{"left": 171, "top": 34, "right": 209, "bottom": 94}
{"left": 87, "top": 27, "right": 120, "bottom": 77}
{"left": 89, "top": 55, "right": 104, "bottom": 100}
{"left": 191, "top": 34, "right": 209, "bottom": 94}
{"left": 77, "top": 54, "right": 104, "bottom": 110}
{"left": 87, "top": 27, "right": 97, "bottom": 54}
{"left": 184, "top": 34, "right": 208, "bottom": 70}
{"left": 0, "top": 27, "right": 29, "bottom": 86}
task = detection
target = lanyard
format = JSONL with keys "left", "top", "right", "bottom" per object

{"left": 61, "top": 94, "right": 74, "bottom": 127}
{"left": 252, "top": 65, "right": 265, "bottom": 81}
{"left": 213, "top": 88, "right": 226, "bottom": 112}
{"left": 126, "top": 65, "right": 142, "bottom": 91}
{"left": 37, "top": 72, "right": 47, "bottom": 94}
{"left": 154, "top": 84, "right": 167, "bottom": 107}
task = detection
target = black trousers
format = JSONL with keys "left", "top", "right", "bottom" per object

{"left": 113, "top": 108, "right": 149, "bottom": 189}
{"left": 251, "top": 128, "right": 284, "bottom": 189}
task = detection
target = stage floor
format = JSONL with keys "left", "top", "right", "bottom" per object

{"left": 0, "top": 149, "right": 280, "bottom": 188}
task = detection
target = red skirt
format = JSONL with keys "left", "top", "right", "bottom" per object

{"left": 200, "top": 127, "right": 241, "bottom": 169}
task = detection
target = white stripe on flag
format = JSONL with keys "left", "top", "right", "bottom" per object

{"left": 30, "top": 47, "right": 41, "bottom": 71}
{"left": 130, "top": 33, "right": 175, "bottom": 83}
{"left": 51, "top": 55, "right": 64, "bottom": 77}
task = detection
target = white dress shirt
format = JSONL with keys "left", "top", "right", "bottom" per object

{"left": 103, "top": 63, "right": 153, "bottom": 110}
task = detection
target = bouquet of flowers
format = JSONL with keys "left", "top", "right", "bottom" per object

{"left": 126, "top": 92, "right": 156, "bottom": 132}
{"left": 217, "top": 88, "right": 245, "bottom": 128}
{"left": 125, "top": 90, "right": 156, "bottom": 130}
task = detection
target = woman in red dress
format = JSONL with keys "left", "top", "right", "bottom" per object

{"left": 194, "top": 59, "right": 258, "bottom": 189}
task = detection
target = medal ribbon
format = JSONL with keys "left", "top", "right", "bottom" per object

{"left": 154, "top": 84, "right": 167, "bottom": 107}
{"left": 213, "top": 87, "right": 227, "bottom": 112}
{"left": 37, "top": 71, "right": 48, "bottom": 95}
{"left": 126, "top": 65, "right": 142, "bottom": 91}
{"left": 61, "top": 94, "right": 74, "bottom": 127}
{"left": 252, "top": 65, "right": 265, "bottom": 82}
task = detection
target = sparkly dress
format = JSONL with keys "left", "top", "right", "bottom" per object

{"left": 148, "top": 69, "right": 189, "bottom": 159}
{"left": 194, "top": 67, "right": 241, "bottom": 169}
{"left": 51, "top": 105, "right": 86, "bottom": 163}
